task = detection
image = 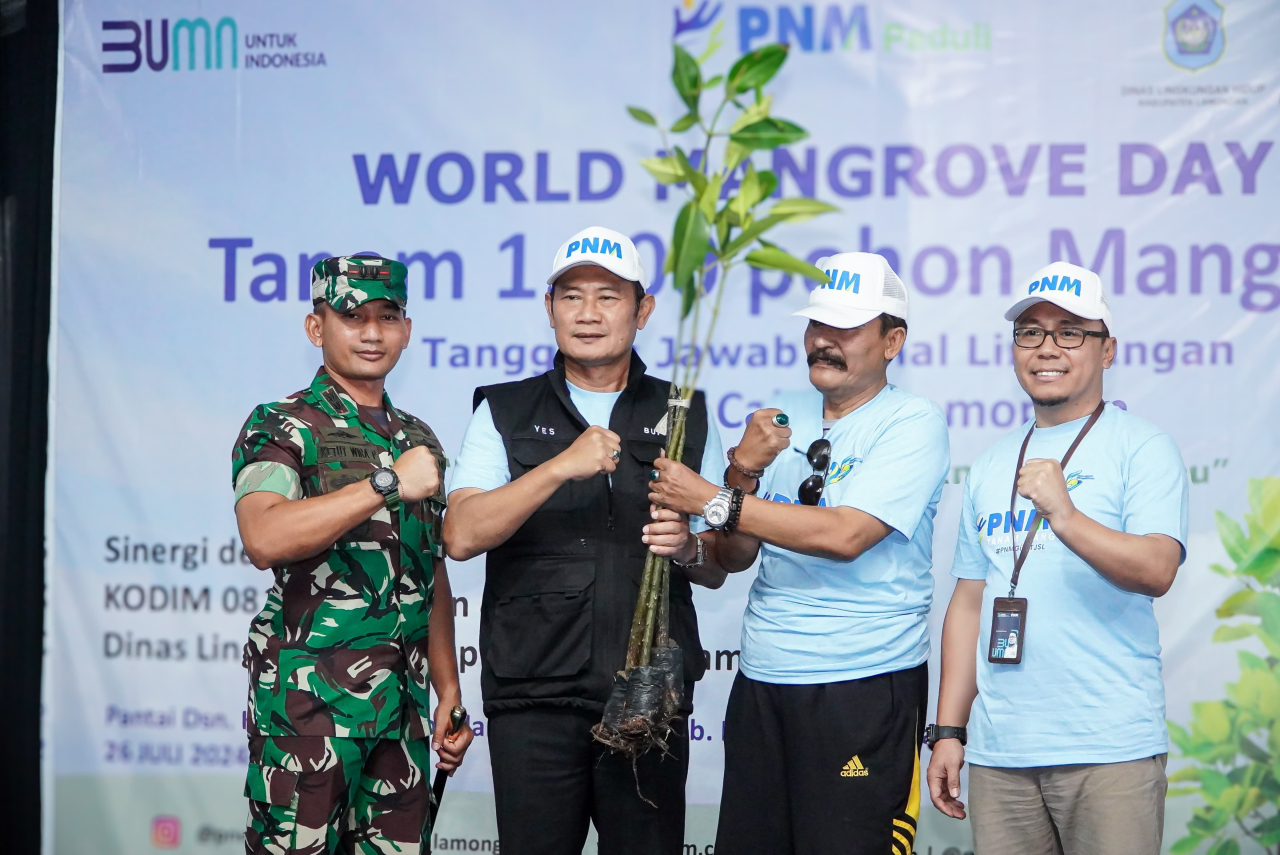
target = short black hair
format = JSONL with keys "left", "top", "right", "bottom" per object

{"left": 878, "top": 313, "right": 908, "bottom": 335}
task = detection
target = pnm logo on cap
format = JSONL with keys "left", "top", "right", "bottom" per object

{"left": 565, "top": 236, "right": 625, "bottom": 261}
{"left": 1164, "top": 0, "right": 1225, "bottom": 72}
{"left": 1027, "top": 274, "right": 1082, "bottom": 297}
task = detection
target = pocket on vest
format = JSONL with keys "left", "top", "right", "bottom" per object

{"left": 508, "top": 438, "right": 577, "bottom": 512}
{"left": 486, "top": 559, "right": 594, "bottom": 679}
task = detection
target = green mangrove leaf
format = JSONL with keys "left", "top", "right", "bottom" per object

{"left": 673, "top": 207, "right": 711, "bottom": 319}
{"left": 768, "top": 196, "right": 841, "bottom": 222}
{"left": 756, "top": 168, "right": 779, "bottom": 200}
{"left": 730, "top": 94, "right": 773, "bottom": 134}
{"left": 746, "top": 247, "right": 829, "bottom": 283}
{"left": 672, "top": 146, "right": 707, "bottom": 194}
{"left": 672, "top": 44, "right": 701, "bottom": 113}
{"left": 641, "top": 156, "right": 685, "bottom": 185}
{"left": 627, "top": 106, "right": 657, "bottom": 126}
{"left": 699, "top": 173, "right": 724, "bottom": 221}
{"left": 730, "top": 117, "right": 808, "bottom": 151}
{"left": 721, "top": 214, "right": 787, "bottom": 258}
{"left": 725, "top": 43, "right": 788, "bottom": 95}
{"left": 670, "top": 112, "right": 699, "bottom": 133}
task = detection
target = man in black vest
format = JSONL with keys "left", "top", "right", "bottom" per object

{"left": 444, "top": 226, "right": 727, "bottom": 854}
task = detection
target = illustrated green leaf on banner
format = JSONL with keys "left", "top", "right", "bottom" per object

{"left": 1170, "top": 477, "right": 1280, "bottom": 855}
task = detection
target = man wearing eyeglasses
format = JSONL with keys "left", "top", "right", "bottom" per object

{"left": 925, "top": 261, "right": 1188, "bottom": 855}
{"left": 648, "top": 252, "right": 949, "bottom": 855}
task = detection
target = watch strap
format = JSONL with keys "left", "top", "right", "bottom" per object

{"left": 382, "top": 486, "right": 401, "bottom": 512}
{"left": 674, "top": 535, "right": 707, "bottom": 568}
{"left": 924, "top": 724, "right": 967, "bottom": 747}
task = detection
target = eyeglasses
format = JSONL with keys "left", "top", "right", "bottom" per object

{"left": 1013, "top": 328, "right": 1108, "bottom": 349}
{"left": 798, "top": 439, "right": 831, "bottom": 506}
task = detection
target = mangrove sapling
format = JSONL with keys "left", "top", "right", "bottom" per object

{"left": 590, "top": 38, "right": 835, "bottom": 773}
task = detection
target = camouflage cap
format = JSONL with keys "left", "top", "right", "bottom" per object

{"left": 310, "top": 255, "right": 409, "bottom": 312}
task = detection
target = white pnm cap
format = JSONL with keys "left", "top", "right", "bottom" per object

{"left": 792, "top": 252, "right": 908, "bottom": 329}
{"left": 1004, "top": 261, "right": 1113, "bottom": 331}
{"left": 547, "top": 226, "right": 646, "bottom": 291}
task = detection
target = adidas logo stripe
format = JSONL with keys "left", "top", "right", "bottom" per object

{"left": 840, "top": 755, "right": 869, "bottom": 777}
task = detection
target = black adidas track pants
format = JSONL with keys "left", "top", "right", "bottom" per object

{"left": 715, "top": 664, "right": 927, "bottom": 855}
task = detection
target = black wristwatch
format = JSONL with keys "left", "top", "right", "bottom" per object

{"left": 369, "top": 467, "right": 402, "bottom": 511}
{"left": 924, "top": 724, "right": 967, "bottom": 748}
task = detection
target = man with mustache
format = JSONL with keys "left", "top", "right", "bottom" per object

{"left": 926, "top": 261, "right": 1188, "bottom": 855}
{"left": 648, "top": 252, "right": 950, "bottom": 855}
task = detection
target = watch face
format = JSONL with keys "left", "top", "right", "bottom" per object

{"left": 372, "top": 469, "right": 396, "bottom": 491}
{"left": 704, "top": 500, "right": 730, "bottom": 527}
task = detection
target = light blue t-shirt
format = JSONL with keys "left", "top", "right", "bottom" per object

{"left": 448, "top": 382, "right": 724, "bottom": 532}
{"left": 952, "top": 404, "right": 1189, "bottom": 768}
{"left": 740, "top": 384, "right": 951, "bottom": 684}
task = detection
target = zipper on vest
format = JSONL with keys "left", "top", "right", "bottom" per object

{"left": 605, "top": 474, "right": 615, "bottom": 531}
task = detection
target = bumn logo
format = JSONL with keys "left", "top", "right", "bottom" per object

{"left": 102, "top": 17, "right": 237, "bottom": 73}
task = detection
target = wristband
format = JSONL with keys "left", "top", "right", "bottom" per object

{"left": 726, "top": 446, "right": 765, "bottom": 480}
{"left": 725, "top": 465, "right": 761, "bottom": 495}
{"left": 724, "top": 487, "right": 745, "bottom": 533}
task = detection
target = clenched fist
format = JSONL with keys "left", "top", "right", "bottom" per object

{"left": 393, "top": 446, "right": 441, "bottom": 502}
{"left": 552, "top": 426, "right": 622, "bottom": 481}
{"left": 735, "top": 408, "right": 793, "bottom": 473}
{"left": 1016, "top": 458, "right": 1076, "bottom": 526}
{"left": 648, "top": 455, "right": 720, "bottom": 518}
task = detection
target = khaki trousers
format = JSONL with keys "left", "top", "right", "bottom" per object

{"left": 968, "top": 755, "right": 1167, "bottom": 855}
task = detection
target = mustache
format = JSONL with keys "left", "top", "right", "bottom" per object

{"left": 807, "top": 348, "right": 847, "bottom": 370}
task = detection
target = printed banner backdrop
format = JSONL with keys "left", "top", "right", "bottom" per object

{"left": 48, "top": 1, "right": 1280, "bottom": 852}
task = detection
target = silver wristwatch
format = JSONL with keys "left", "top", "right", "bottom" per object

{"left": 674, "top": 534, "right": 707, "bottom": 568}
{"left": 702, "top": 487, "right": 734, "bottom": 530}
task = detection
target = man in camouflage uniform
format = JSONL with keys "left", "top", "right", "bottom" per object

{"left": 232, "top": 255, "right": 473, "bottom": 855}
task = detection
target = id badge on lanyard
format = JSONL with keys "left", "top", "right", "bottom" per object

{"left": 988, "top": 401, "right": 1105, "bottom": 665}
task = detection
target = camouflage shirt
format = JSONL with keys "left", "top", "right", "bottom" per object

{"left": 231, "top": 368, "right": 447, "bottom": 740}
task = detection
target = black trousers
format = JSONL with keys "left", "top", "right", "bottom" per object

{"left": 488, "top": 707, "right": 688, "bottom": 855}
{"left": 715, "top": 665, "right": 928, "bottom": 855}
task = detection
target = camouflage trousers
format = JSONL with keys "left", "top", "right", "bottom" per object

{"left": 244, "top": 735, "right": 435, "bottom": 855}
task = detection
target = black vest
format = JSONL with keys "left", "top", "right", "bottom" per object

{"left": 475, "top": 351, "right": 709, "bottom": 716}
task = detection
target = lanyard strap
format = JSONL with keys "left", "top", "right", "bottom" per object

{"left": 1007, "top": 400, "right": 1105, "bottom": 596}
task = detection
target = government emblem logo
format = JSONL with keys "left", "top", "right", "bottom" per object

{"left": 1163, "top": 0, "right": 1225, "bottom": 72}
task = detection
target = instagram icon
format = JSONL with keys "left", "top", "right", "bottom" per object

{"left": 151, "top": 815, "right": 181, "bottom": 849}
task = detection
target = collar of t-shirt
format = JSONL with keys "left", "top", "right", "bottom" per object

{"left": 566, "top": 381, "right": 624, "bottom": 429}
